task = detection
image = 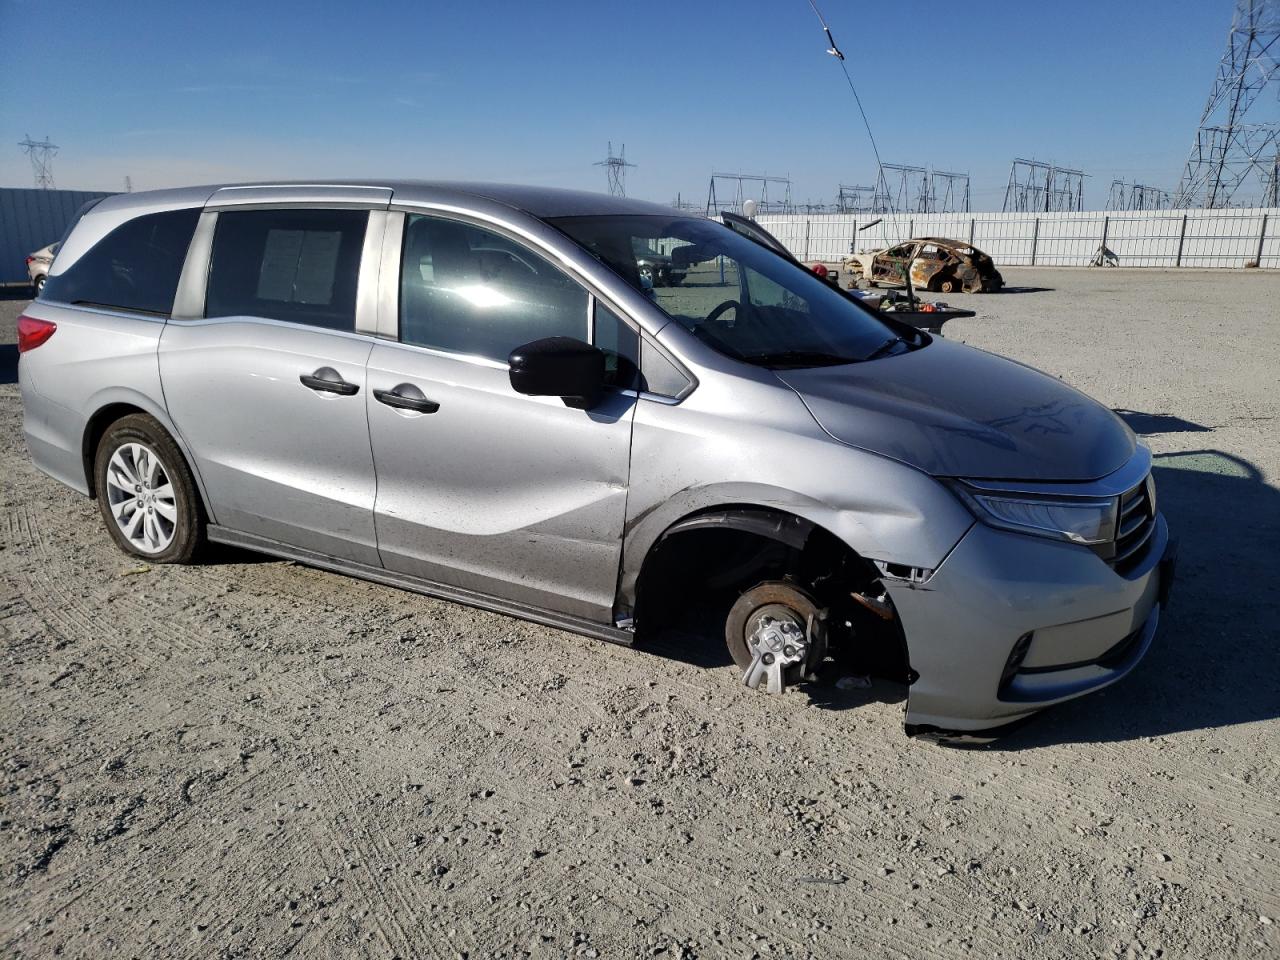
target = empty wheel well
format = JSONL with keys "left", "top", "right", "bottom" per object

{"left": 634, "top": 507, "right": 911, "bottom": 680}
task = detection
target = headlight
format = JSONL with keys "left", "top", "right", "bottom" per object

{"left": 948, "top": 483, "right": 1118, "bottom": 545}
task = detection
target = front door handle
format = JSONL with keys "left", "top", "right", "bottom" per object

{"left": 374, "top": 384, "right": 440, "bottom": 414}
{"left": 300, "top": 367, "right": 359, "bottom": 396}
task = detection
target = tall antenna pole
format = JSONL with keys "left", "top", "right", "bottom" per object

{"left": 18, "top": 135, "right": 59, "bottom": 189}
{"left": 594, "top": 142, "right": 636, "bottom": 197}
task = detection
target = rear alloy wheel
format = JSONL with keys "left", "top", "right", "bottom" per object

{"left": 95, "top": 414, "right": 203, "bottom": 563}
{"left": 34, "top": 275, "right": 46, "bottom": 294}
{"left": 726, "top": 581, "right": 825, "bottom": 694}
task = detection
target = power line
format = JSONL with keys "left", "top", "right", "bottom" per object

{"left": 806, "top": 0, "right": 889, "bottom": 210}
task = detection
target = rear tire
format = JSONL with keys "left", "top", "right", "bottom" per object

{"left": 94, "top": 414, "right": 204, "bottom": 564}
{"left": 34, "top": 275, "right": 46, "bottom": 295}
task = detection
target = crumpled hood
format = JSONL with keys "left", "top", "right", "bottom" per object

{"left": 776, "top": 337, "right": 1135, "bottom": 481}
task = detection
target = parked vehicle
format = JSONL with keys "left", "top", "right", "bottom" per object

{"left": 632, "top": 238, "right": 684, "bottom": 287}
{"left": 18, "top": 182, "right": 1174, "bottom": 739}
{"left": 25, "top": 242, "right": 59, "bottom": 293}
{"left": 847, "top": 237, "right": 1004, "bottom": 293}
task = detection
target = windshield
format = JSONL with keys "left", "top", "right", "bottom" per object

{"left": 550, "top": 215, "right": 913, "bottom": 367}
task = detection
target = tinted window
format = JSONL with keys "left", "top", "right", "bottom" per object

{"left": 206, "top": 209, "right": 368, "bottom": 330}
{"left": 43, "top": 208, "right": 199, "bottom": 315}
{"left": 400, "top": 214, "right": 588, "bottom": 362}
{"left": 594, "top": 302, "right": 639, "bottom": 390}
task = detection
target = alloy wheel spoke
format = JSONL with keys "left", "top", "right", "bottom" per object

{"left": 123, "top": 509, "right": 145, "bottom": 541}
{"left": 109, "top": 449, "right": 139, "bottom": 488}
{"left": 153, "top": 500, "right": 178, "bottom": 522}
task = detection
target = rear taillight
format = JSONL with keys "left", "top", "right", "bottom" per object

{"left": 17, "top": 315, "right": 57, "bottom": 353}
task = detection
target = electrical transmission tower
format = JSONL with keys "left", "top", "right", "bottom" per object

{"left": 873, "top": 163, "right": 929, "bottom": 213}
{"left": 1107, "top": 180, "right": 1171, "bottom": 210}
{"left": 1003, "top": 158, "right": 1086, "bottom": 212}
{"left": 705, "top": 173, "right": 793, "bottom": 216}
{"left": 928, "top": 169, "right": 971, "bottom": 213}
{"left": 1174, "top": 0, "right": 1279, "bottom": 207}
{"left": 594, "top": 142, "right": 635, "bottom": 197}
{"left": 18, "top": 135, "right": 58, "bottom": 189}
{"left": 836, "top": 184, "right": 875, "bottom": 214}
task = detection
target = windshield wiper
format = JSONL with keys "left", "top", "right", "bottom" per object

{"left": 739, "top": 350, "right": 857, "bottom": 369}
{"left": 864, "top": 335, "right": 908, "bottom": 360}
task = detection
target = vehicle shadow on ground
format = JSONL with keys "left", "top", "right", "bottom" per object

{"left": 995, "top": 449, "right": 1279, "bottom": 748}
{"left": 0, "top": 344, "right": 15, "bottom": 385}
{"left": 0, "top": 289, "right": 33, "bottom": 301}
{"left": 1114, "top": 409, "right": 1213, "bottom": 435}
{"left": 997, "top": 286, "right": 1054, "bottom": 294}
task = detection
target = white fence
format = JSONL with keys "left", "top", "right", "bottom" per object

{"left": 755, "top": 208, "right": 1280, "bottom": 269}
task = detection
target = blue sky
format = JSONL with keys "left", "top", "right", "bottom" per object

{"left": 0, "top": 0, "right": 1247, "bottom": 210}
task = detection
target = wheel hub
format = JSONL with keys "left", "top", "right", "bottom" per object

{"left": 742, "top": 606, "right": 810, "bottom": 694}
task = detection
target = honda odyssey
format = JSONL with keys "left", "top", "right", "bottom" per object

{"left": 17, "top": 182, "right": 1176, "bottom": 739}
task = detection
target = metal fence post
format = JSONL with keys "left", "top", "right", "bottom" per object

{"left": 968, "top": 217, "right": 975, "bottom": 245}
{"left": 1100, "top": 215, "right": 1109, "bottom": 258}
{"left": 1255, "top": 213, "right": 1268, "bottom": 267}
{"left": 1175, "top": 214, "right": 1187, "bottom": 267}
{"left": 1030, "top": 217, "right": 1039, "bottom": 266}
{"left": 803, "top": 218, "right": 811, "bottom": 263}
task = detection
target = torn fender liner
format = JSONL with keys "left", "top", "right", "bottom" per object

{"left": 657, "top": 508, "right": 815, "bottom": 552}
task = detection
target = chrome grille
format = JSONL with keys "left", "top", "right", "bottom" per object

{"left": 1107, "top": 474, "right": 1157, "bottom": 573}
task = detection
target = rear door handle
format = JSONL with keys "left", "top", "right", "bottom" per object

{"left": 374, "top": 384, "right": 440, "bottom": 414}
{"left": 300, "top": 367, "right": 359, "bottom": 396}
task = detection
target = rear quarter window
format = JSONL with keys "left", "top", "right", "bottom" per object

{"left": 42, "top": 208, "right": 200, "bottom": 315}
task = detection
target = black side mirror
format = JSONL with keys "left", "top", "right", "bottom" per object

{"left": 508, "top": 337, "right": 606, "bottom": 409}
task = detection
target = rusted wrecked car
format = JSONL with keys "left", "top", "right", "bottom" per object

{"left": 846, "top": 238, "right": 1003, "bottom": 293}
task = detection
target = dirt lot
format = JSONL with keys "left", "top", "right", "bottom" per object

{"left": 1, "top": 268, "right": 1277, "bottom": 959}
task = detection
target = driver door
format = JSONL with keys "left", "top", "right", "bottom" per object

{"left": 366, "top": 212, "right": 636, "bottom": 622}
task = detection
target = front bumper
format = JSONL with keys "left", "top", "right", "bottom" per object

{"left": 887, "top": 514, "right": 1173, "bottom": 734}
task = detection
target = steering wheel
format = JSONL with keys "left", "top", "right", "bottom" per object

{"left": 704, "top": 299, "right": 742, "bottom": 326}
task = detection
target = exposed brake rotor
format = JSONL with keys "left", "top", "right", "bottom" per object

{"left": 738, "top": 593, "right": 828, "bottom": 694}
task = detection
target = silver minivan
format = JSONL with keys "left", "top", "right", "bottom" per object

{"left": 18, "top": 182, "right": 1175, "bottom": 739}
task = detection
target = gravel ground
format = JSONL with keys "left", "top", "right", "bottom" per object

{"left": 1, "top": 268, "right": 1277, "bottom": 959}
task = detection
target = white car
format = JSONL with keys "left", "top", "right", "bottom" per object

{"left": 26, "top": 242, "right": 59, "bottom": 293}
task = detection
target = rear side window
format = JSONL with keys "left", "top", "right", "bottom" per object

{"left": 400, "top": 214, "right": 588, "bottom": 362}
{"left": 205, "top": 209, "right": 368, "bottom": 331}
{"left": 43, "top": 208, "right": 199, "bottom": 315}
